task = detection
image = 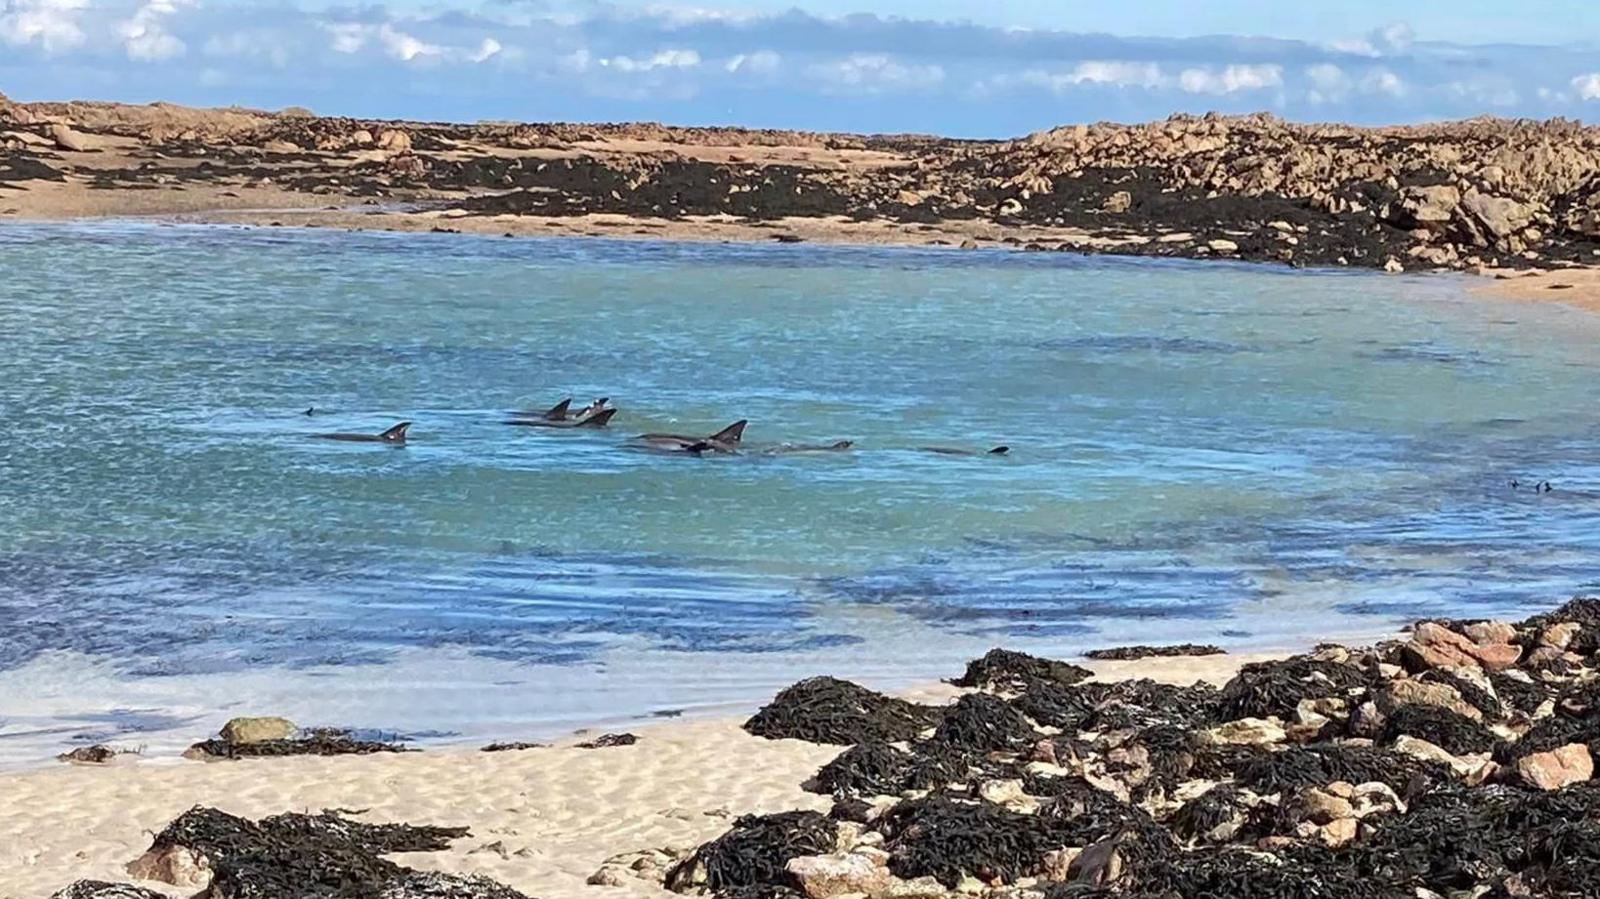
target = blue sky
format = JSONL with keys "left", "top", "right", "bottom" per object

{"left": 3, "top": 0, "right": 1599, "bottom": 136}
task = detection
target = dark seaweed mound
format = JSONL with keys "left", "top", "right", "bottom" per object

{"left": 666, "top": 812, "right": 836, "bottom": 893}
{"left": 744, "top": 677, "right": 941, "bottom": 745}
{"left": 951, "top": 649, "right": 1093, "bottom": 691}
{"left": 879, "top": 797, "right": 1067, "bottom": 887}
{"left": 1380, "top": 705, "right": 1497, "bottom": 756}
{"left": 51, "top": 884, "right": 168, "bottom": 899}
{"left": 1084, "top": 644, "right": 1226, "bottom": 661}
{"left": 1216, "top": 657, "right": 1372, "bottom": 721}
{"left": 186, "top": 728, "right": 407, "bottom": 759}
{"left": 95, "top": 806, "right": 525, "bottom": 899}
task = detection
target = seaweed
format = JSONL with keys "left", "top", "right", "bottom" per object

{"left": 57, "top": 744, "right": 122, "bottom": 764}
{"left": 577, "top": 733, "right": 638, "bottom": 749}
{"left": 929, "top": 692, "right": 1037, "bottom": 752}
{"left": 1236, "top": 743, "right": 1443, "bottom": 795}
{"left": 50, "top": 884, "right": 169, "bottom": 899}
{"left": 130, "top": 806, "right": 523, "bottom": 899}
{"left": 186, "top": 729, "right": 407, "bottom": 759}
{"left": 878, "top": 797, "right": 1061, "bottom": 887}
{"left": 1216, "top": 657, "right": 1372, "bottom": 721}
{"left": 950, "top": 649, "right": 1092, "bottom": 692}
{"left": 1084, "top": 644, "right": 1226, "bottom": 661}
{"left": 1489, "top": 671, "right": 1548, "bottom": 716}
{"left": 1010, "top": 679, "right": 1099, "bottom": 730}
{"left": 744, "top": 677, "right": 941, "bottom": 745}
{"left": 1379, "top": 704, "right": 1497, "bottom": 756}
{"left": 481, "top": 742, "right": 547, "bottom": 752}
{"left": 1078, "top": 680, "right": 1222, "bottom": 732}
{"left": 810, "top": 741, "right": 954, "bottom": 798}
{"left": 665, "top": 811, "right": 836, "bottom": 895}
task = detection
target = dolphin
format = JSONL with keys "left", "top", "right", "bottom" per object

{"left": 762, "top": 440, "right": 855, "bottom": 455}
{"left": 634, "top": 420, "right": 748, "bottom": 454}
{"left": 513, "top": 397, "right": 573, "bottom": 421}
{"left": 313, "top": 422, "right": 411, "bottom": 444}
{"left": 505, "top": 407, "right": 618, "bottom": 429}
{"left": 920, "top": 445, "right": 1009, "bottom": 456}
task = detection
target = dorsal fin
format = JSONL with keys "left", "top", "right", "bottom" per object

{"left": 380, "top": 422, "right": 411, "bottom": 442}
{"left": 832, "top": 440, "right": 854, "bottom": 450}
{"left": 580, "top": 408, "right": 618, "bottom": 428}
{"left": 709, "top": 420, "right": 747, "bottom": 444}
{"left": 988, "top": 445, "right": 1010, "bottom": 455}
{"left": 544, "top": 398, "right": 573, "bottom": 421}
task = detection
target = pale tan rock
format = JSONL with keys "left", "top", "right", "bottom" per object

{"left": 1540, "top": 622, "right": 1581, "bottom": 650}
{"left": 1207, "top": 238, "right": 1239, "bottom": 254}
{"left": 1205, "top": 717, "right": 1285, "bottom": 746}
{"left": 126, "top": 845, "right": 212, "bottom": 888}
{"left": 1464, "top": 621, "right": 1518, "bottom": 645}
{"left": 376, "top": 129, "right": 412, "bottom": 152}
{"left": 1517, "top": 744, "right": 1593, "bottom": 791}
{"left": 1102, "top": 191, "right": 1132, "bottom": 213}
{"left": 1379, "top": 679, "right": 1483, "bottom": 721}
{"left": 787, "top": 854, "right": 892, "bottom": 899}
{"left": 219, "top": 716, "right": 295, "bottom": 744}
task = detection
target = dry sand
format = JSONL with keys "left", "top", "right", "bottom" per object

{"left": 0, "top": 652, "right": 1271, "bottom": 899}
{"left": 1475, "top": 265, "right": 1600, "bottom": 315}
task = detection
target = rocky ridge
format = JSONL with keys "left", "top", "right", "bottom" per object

{"left": 2, "top": 99, "right": 1599, "bottom": 272}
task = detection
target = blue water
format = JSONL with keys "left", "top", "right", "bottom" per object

{"left": 3, "top": 221, "right": 1600, "bottom": 759}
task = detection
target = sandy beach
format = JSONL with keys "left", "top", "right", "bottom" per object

{"left": 0, "top": 654, "right": 1263, "bottom": 899}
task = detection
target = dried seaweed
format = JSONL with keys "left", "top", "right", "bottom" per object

{"left": 744, "top": 677, "right": 941, "bottom": 745}
{"left": 950, "top": 649, "right": 1092, "bottom": 692}
{"left": 930, "top": 693, "right": 1037, "bottom": 752}
{"left": 577, "top": 733, "right": 638, "bottom": 749}
{"left": 1379, "top": 704, "right": 1497, "bottom": 755}
{"left": 810, "top": 741, "right": 955, "bottom": 798}
{"left": 50, "top": 883, "right": 168, "bottom": 899}
{"left": 1236, "top": 743, "right": 1444, "bottom": 795}
{"left": 1216, "top": 657, "right": 1372, "bottom": 721}
{"left": 666, "top": 812, "right": 836, "bottom": 895}
{"left": 131, "top": 806, "right": 523, "bottom": 899}
{"left": 186, "top": 728, "right": 407, "bottom": 759}
{"left": 878, "top": 797, "right": 1061, "bottom": 887}
{"left": 1084, "top": 644, "right": 1225, "bottom": 661}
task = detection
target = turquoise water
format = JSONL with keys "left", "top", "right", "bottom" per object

{"left": 3, "top": 221, "right": 1600, "bottom": 758}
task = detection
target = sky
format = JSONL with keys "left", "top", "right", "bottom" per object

{"left": 3, "top": 0, "right": 1600, "bottom": 136}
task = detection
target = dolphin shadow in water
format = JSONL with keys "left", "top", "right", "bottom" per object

{"left": 312, "top": 422, "right": 411, "bottom": 445}
{"left": 633, "top": 420, "right": 748, "bottom": 455}
{"left": 760, "top": 440, "right": 856, "bottom": 455}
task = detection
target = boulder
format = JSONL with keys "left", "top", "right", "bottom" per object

{"left": 125, "top": 845, "right": 212, "bottom": 889}
{"left": 1463, "top": 621, "right": 1518, "bottom": 645}
{"left": 1460, "top": 192, "right": 1535, "bottom": 241}
{"left": 1102, "top": 190, "right": 1132, "bottom": 214}
{"left": 219, "top": 716, "right": 296, "bottom": 744}
{"left": 1516, "top": 743, "right": 1593, "bottom": 791}
{"left": 785, "top": 853, "right": 891, "bottom": 899}
{"left": 1282, "top": 786, "right": 1354, "bottom": 826}
{"left": 1390, "top": 185, "right": 1460, "bottom": 230}
{"left": 1207, "top": 239, "right": 1240, "bottom": 254}
{"left": 48, "top": 123, "right": 87, "bottom": 152}
{"left": 1539, "top": 622, "right": 1581, "bottom": 650}
{"left": 376, "top": 129, "right": 413, "bottom": 152}
{"left": 1379, "top": 679, "right": 1483, "bottom": 721}
{"left": 1205, "top": 717, "right": 1286, "bottom": 746}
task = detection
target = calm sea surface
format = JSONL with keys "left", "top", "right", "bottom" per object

{"left": 2, "top": 221, "right": 1599, "bottom": 763}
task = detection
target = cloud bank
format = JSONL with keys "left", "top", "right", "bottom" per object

{"left": 3, "top": 1, "right": 1599, "bottom": 136}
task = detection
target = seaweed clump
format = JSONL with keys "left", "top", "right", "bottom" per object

{"left": 113, "top": 806, "right": 526, "bottom": 899}
{"left": 1084, "top": 644, "right": 1226, "bottom": 661}
{"left": 185, "top": 728, "right": 408, "bottom": 759}
{"left": 744, "top": 677, "right": 941, "bottom": 745}
{"left": 950, "top": 649, "right": 1092, "bottom": 691}
{"left": 665, "top": 811, "right": 836, "bottom": 894}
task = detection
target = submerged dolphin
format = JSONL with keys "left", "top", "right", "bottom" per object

{"left": 920, "top": 445, "right": 1009, "bottom": 456}
{"left": 505, "top": 407, "right": 618, "bottom": 429}
{"left": 313, "top": 422, "right": 411, "bottom": 444}
{"left": 762, "top": 440, "right": 855, "bottom": 455}
{"left": 634, "top": 420, "right": 748, "bottom": 455}
{"left": 511, "top": 396, "right": 613, "bottom": 423}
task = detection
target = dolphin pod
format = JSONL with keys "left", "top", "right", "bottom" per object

{"left": 307, "top": 398, "right": 1011, "bottom": 459}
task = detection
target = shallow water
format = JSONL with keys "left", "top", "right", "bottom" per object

{"left": 3, "top": 221, "right": 1600, "bottom": 762}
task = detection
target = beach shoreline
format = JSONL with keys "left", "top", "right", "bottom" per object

{"left": 0, "top": 647, "right": 1287, "bottom": 899}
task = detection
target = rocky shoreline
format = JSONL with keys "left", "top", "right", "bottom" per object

{"left": 33, "top": 597, "right": 1600, "bottom": 899}
{"left": 3, "top": 94, "right": 1599, "bottom": 275}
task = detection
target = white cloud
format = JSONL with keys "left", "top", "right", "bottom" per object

{"left": 1329, "top": 22, "right": 1415, "bottom": 58}
{"left": 808, "top": 54, "right": 945, "bottom": 94}
{"left": 469, "top": 37, "right": 502, "bottom": 63}
{"left": 1573, "top": 73, "right": 1600, "bottom": 100}
{"left": 0, "top": 0, "right": 88, "bottom": 52}
{"left": 725, "top": 50, "right": 780, "bottom": 75}
{"left": 1061, "top": 61, "right": 1165, "bottom": 89}
{"left": 324, "top": 22, "right": 365, "bottom": 54}
{"left": 378, "top": 24, "right": 441, "bottom": 62}
{"left": 120, "top": 0, "right": 191, "bottom": 62}
{"left": 1362, "top": 68, "right": 1405, "bottom": 97}
{"left": 600, "top": 48, "right": 700, "bottom": 72}
{"left": 1178, "top": 64, "right": 1282, "bottom": 95}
